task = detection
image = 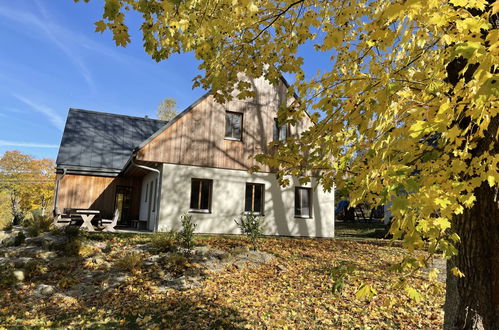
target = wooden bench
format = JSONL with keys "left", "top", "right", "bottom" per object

{"left": 101, "top": 209, "right": 119, "bottom": 232}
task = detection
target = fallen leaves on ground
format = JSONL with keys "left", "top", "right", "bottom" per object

{"left": 0, "top": 234, "right": 444, "bottom": 328}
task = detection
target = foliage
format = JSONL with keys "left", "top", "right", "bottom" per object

{"left": 178, "top": 212, "right": 197, "bottom": 251}
{"left": 55, "top": 226, "right": 81, "bottom": 257}
{"left": 151, "top": 231, "right": 178, "bottom": 253}
{"left": 0, "top": 151, "right": 55, "bottom": 225}
{"left": 0, "top": 264, "right": 17, "bottom": 288}
{"left": 24, "top": 214, "right": 54, "bottom": 237}
{"left": 234, "top": 212, "right": 265, "bottom": 251}
{"left": 13, "top": 231, "right": 25, "bottom": 246}
{"left": 165, "top": 252, "right": 190, "bottom": 276}
{"left": 156, "top": 98, "right": 178, "bottom": 121}
{"left": 0, "top": 190, "right": 10, "bottom": 229}
{"left": 329, "top": 261, "right": 357, "bottom": 295}
{"left": 0, "top": 235, "right": 444, "bottom": 328}
{"left": 81, "top": 1, "right": 499, "bottom": 315}
{"left": 61, "top": 239, "right": 81, "bottom": 257}
{"left": 116, "top": 252, "right": 144, "bottom": 272}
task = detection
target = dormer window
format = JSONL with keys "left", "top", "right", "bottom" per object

{"left": 273, "top": 118, "right": 288, "bottom": 142}
{"left": 225, "top": 112, "right": 243, "bottom": 141}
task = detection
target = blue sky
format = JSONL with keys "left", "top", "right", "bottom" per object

{"left": 0, "top": 1, "right": 332, "bottom": 161}
{"left": 0, "top": 0, "right": 205, "bottom": 160}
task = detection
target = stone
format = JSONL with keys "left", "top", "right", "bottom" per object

{"left": 193, "top": 246, "right": 211, "bottom": 256}
{"left": 276, "top": 264, "right": 287, "bottom": 272}
{"left": 13, "top": 270, "right": 25, "bottom": 282}
{"left": 34, "top": 284, "right": 55, "bottom": 296}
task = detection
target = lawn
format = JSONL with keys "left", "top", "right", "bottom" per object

{"left": 0, "top": 232, "right": 444, "bottom": 328}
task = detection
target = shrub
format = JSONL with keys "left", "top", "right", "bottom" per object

{"left": 64, "top": 225, "right": 80, "bottom": 240}
{"left": 178, "top": 213, "right": 197, "bottom": 251}
{"left": 151, "top": 231, "right": 178, "bottom": 253}
{"left": 234, "top": 212, "right": 265, "bottom": 251}
{"left": 116, "top": 252, "right": 143, "bottom": 272}
{"left": 62, "top": 239, "right": 81, "bottom": 257}
{"left": 165, "top": 253, "right": 189, "bottom": 276}
{"left": 24, "top": 214, "right": 53, "bottom": 237}
{"left": 13, "top": 231, "right": 26, "bottom": 246}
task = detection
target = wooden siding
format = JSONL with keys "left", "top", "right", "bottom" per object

{"left": 56, "top": 174, "right": 142, "bottom": 219}
{"left": 136, "top": 77, "right": 313, "bottom": 171}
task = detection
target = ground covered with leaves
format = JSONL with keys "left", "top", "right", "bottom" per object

{"left": 0, "top": 232, "right": 444, "bottom": 328}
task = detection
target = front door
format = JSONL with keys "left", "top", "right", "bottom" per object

{"left": 115, "top": 186, "right": 133, "bottom": 226}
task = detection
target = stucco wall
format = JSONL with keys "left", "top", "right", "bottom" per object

{"left": 158, "top": 163, "right": 335, "bottom": 238}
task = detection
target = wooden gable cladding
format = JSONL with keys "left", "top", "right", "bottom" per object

{"left": 56, "top": 174, "right": 142, "bottom": 219}
{"left": 136, "top": 77, "right": 313, "bottom": 172}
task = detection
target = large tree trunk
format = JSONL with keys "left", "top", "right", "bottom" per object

{"left": 444, "top": 182, "right": 499, "bottom": 329}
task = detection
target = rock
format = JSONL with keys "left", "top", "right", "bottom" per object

{"left": 193, "top": 246, "right": 211, "bottom": 256}
{"left": 13, "top": 270, "right": 25, "bottom": 282}
{"left": 144, "top": 254, "right": 163, "bottom": 266}
{"left": 25, "top": 233, "right": 68, "bottom": 250}
{"left": 276, "top": 264, "right": 287, "bottom": 272}
{"left": 34, "top": 284, "right": 55, "bottom": 296}
{"left": 0, "top": 231, "right": 9, "bottom": 243}
{"left": 11, "top": 257, "right": 33, "bottom": 268}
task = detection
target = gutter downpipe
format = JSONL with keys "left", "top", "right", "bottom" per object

{"left": 131, "top": 159, "right": 161, "bottom": 232}
{"left": 53, "top": 168, "right": 67, "bottom": 215}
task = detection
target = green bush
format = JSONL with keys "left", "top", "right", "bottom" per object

{"left": 63, "top": 225, "right": 80, "bottom": 240}
{"left": 178, "top": 213, "right": 197, "bottom": 251}
{"left": 234, "top": 212, "right": 265, "bottom": 251}
{"left": 62, "top": 239, "right": 81, "bottom": 257}
{"left": 13, "top": 231, "right": 26, "bottom": 246}
{"left": 151, "top": 231, "right": 178, "bottom": 253}
{"left": 116, "top": 252, "right": 143, "bottom": 272}
{"left": 24, "top": 214, "right": 53, "bottom": 237}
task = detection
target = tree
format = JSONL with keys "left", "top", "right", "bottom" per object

{"left": 81, "top": 0, "right": 498, "bottom": 327}
{"left": 157, "top": 98, "right": 178, "bottom": 121}
{"left": 0, "top": 151, "right": 55, "bottom": 223}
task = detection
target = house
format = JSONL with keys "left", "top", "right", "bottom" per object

{"left": 54, "top": 77, "right": 335, "bottom": 237}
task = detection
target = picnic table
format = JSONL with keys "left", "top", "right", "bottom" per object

{"left": 55, "top": 208, "right": 118, "bottom": 232}
{"left": 73, "top": 209, "right": 101, "bottom": 231}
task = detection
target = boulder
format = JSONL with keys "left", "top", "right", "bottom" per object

{"left": 13, "top": 270, "right": 25, "bottom": 282}
{"left": 34, "top": 284, "right": 55, "bottom": 296}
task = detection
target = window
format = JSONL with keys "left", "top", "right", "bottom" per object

{"left": 144, "top": 183, "right": 149, "bottom": 202}
{"left": 273, "top": 118, "right": 287, "bottom": 142}
{"left": 295, "top": 187, "right": 312, "bottom": 218}
{"left": 190, "top": 178, "right": 213, "bottom": 212}
{"left": 245, "top": 183, "right": 265, "bottom": 214}
{"left": 225, "top": 112, "right": 243, "bottom": 140}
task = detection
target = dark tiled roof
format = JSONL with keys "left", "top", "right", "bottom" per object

{"left": 56, "top": 108, "right": 166, "bottom": 171}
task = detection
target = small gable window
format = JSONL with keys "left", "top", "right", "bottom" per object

{"left": 190, "top": 178, "right": 213, "bottom": 212}
{"left": 273, "top": 118, "right": 288, "bottom": 142}
{"left": 245, "top": 183, "right": 265, "bottom": 214}
{"left": 295, "top": 187, "right": 312, "bottom": 218}
{"left": 225, "top": 112, "right": 243, "bottom": 140}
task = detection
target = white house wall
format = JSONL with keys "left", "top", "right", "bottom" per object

{"left": 158, "top": 163, "right": 335, "bottom": 238}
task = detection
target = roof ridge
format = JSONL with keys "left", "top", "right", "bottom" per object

{"left": 69, "top": 108, "right": 167, "bottom": 123}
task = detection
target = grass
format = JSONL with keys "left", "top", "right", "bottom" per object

{"left": 0, "top": 233, "right": 444, "bottom": 328}
{"left": 334, "top": 221, "right": 387, "bottom": 239}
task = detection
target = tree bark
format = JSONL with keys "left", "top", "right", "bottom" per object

{"left": 444, "top": 182, "right": 499, "bottom": 329}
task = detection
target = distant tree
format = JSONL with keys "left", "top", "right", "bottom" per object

{"left": 0, "top": 151, "right": 55, "bottom": 224}
{"left": 157, "top": 98, "right": 178, "bottom": 121}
